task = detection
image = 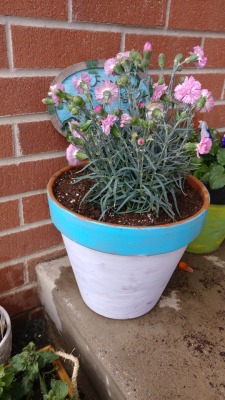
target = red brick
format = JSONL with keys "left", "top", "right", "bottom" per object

{"left": 0, "top": 200, "right": 19, "bottom": 231}
{"left": 191, "top": 74, "right": 225, "bottom": 101}
{"left": 27, "top": 249, "right": 67, "bottom": 282}
{"left": 0, "top": 76, "right": 52, "bottom": 116}
{"left": 0, "top": 25, "right": 8, "bottom": 68}
{"left": 0, "top": 223, "right": 62, "bottom": 262}
{"left": 23, "top": 193, "right": 50, "bottom": 224}
{"left": 72, "top": 0, "right": 167, "bottom": 27}
{"left": 18, "top": 121, "right": 67, "bottom": 155}
{"left": 0, "top": 124, "right": 14, "bottom": 158}
{"left": 125, "top": 34, "right": 201, "bottom": 68}
{"left": 203, "top": 39, "right": 225, "bottom": 69}
{"left": 0, "top": 286, "right": 40, "bottom": 316}
{"left": 196, "top": 105, "right": 225, "bottom": 130}
{"left": 0, "top": 156, "right": 66, "bottom": 197}
{"left": 11, "top": 306, "right": 44, "bottom": 324}
{"left": 0, "top": 0, "right": 67, "bottom": 20}
{"left": 0, "top": 263, "right": 25, "bottom": 293}
{"left": 168, "top": 0, "right": 225, "bottom": 32}
{"left": 12, "top": 26, "right": 121, "bottom": 69}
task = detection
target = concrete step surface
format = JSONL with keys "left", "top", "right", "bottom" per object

{"left": 36, "top": 242, "right": 225, "bottom": 400}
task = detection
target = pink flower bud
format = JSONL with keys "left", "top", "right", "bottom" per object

{"left": 138, "top": 138, "right": 145, "bottom": 146}
{"left": 144, "top": 42, "right": 152, "bottom": 52}
{"left": 94, "top": 105, "right": 102, "bottom": 113}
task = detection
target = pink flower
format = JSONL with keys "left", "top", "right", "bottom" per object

{"left": 190, "top": 46, "right": 207, "bottom": 68}
{"left": 101, "top": 114, "right": 118, "bottom": 135}
{"left": 196, "top": 137, "right": 212, "bottom": 158}
{"left": 138, "top": 138, "right": 145, "bottom": 146}
{"left": 146, "top": 102, "right": 164, "bottom": 119}
{"left": 95, "top": 81, "right": 119, "bottom": 105}
{"left": 152, "top": 83, "right": 168, "bottom": 101}
{"left": 120, "top": 113, "right": 132, "bottom": 127}
{"left": 94, "top": 105, "right": 102, "bottom": 113}
{"left": 48, "top": 83, "right": 65, "bottom": 106}
{"left": 116, "top": 51, "right": 130, "bottom": 61}
{"left": 198, "top": 89, "right": 214, "bottom": 113}
{"left": 196, "top": 121, "right": 212, "bottom": 158}
{"left": 104, "top": 58, "right": 117, "bottom": 76}
{"left": 68, "top": 120, "right": 81, "bottom": 138}
{"left": 138, "top": 101, "right": 145, "bottom": 108}
{"left": 66, "top": 144, "right": 81, "bottom": 165}
{"left": 72, "top": 73, "right": 92, "bottom": 94}
{"left": 174, "top": 76, "right": 202, "bottom": 105}
{"left": 144, "top": 42, "right": 152, "bottom": 52}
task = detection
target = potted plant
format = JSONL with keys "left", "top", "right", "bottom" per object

{"left": 0, "top": 342, "right": 79, "bottom": 399}
{"left": 0, "top": 306, "right": 12, "bottom": 365}
{"left": 186, "top": 124, "right": 225, "bottom": 253}
{"left": 43, "top": 43, "right": 212, "bottom": 319}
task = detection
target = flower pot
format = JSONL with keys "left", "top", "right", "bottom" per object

{"left": 186, "top": 186, "right": 225, "bottom": 254}
{"left": 0, "top": 306, "right": 12, "bottom": 364}
{"left": 47, "top": 166, "right": 209, "bottom": 319}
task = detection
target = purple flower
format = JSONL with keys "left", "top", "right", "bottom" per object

{"left": 174, "top": 76, "right": 202, "bottom": 105}
{"left": 48, "top": 83, "right": 65, "bottom": 106}
{"left": 95, "top": 81, "right": 119, "bottom": 105}
{"left": 72, "top": 73, "right": 92, "bottom": 94}
{"left": 101, "top": 114, "right": 118, "bottom": 135}
{"left": 120, "top": 113, "right": 132, "bottom": 127}
{"left": 152, "top": 83, "right": 168, "bottom": 101}
{"left": 222, "top": 135, "right": 225, "bottom": 149}
{"left": 190, "top": 46, "right": 207, "bottom": 68}
{"left": 104, "top": 58, "right": 117, "bottom": 76}
{"left": 198, "top": 89, "right": 214, "bottom": 113}
{"left": 66, "top": 144, "right": 81, "bottom": 165}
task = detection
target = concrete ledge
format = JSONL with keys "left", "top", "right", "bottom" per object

{"left": 36, "top": 242, "right": 225, "bottom": 400}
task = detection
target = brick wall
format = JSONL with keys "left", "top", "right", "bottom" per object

{"left": 0, "top": 0, "right": 225, "bottom": 317}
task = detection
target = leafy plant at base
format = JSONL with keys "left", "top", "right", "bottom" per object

{"left": 0, "top": 342, "right": 73, "bottom": 400}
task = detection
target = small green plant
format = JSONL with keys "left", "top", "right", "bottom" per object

{"left": 0, "top": 342, "right": 75, "bottom": 400}
{"left": 186, "top": 123, "right": 225, "bottom": 190}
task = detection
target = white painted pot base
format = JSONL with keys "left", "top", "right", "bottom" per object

{"left": 62, "top": 235, "right": 186, "bottom": 319}
{"left": 0, "top": 306, "right": 12, "bottom": 364}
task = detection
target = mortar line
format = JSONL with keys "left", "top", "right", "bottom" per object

{"left": 164, "top": 0, "right": 172, "bottom": 30}
{"left": 5, "top": 21, "right": 14, "bottom": 70}
{"left": 0, "top": 244, "right": 66, "bottom": 269}
{"left": 1, "top": 16, "right": 225, "bottom": 39}
{"left": 0, "top": 150, "right": 65, "bottom": 166}
{"left": 68, "top": 0, "right": 73, "bottom": 23}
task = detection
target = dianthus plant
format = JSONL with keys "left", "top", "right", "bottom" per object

{"left": 44, "top": 43, "right": 214, "bottom": 220}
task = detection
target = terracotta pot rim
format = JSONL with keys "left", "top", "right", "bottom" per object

{"left": 47, "top": 164, "right": 210, "bottom": 229}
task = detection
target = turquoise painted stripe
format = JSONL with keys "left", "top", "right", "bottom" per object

{"left": 47, "top": 193, "right": 208, "bottom": 256}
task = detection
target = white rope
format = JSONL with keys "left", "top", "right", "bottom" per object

{"left": 56, "top": 350, "right": 80, "bottom": 399}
